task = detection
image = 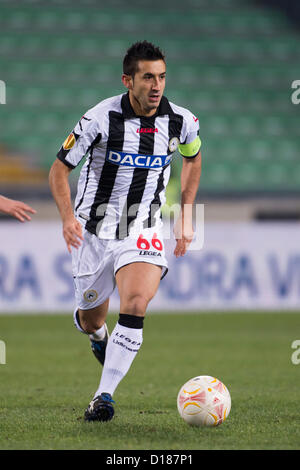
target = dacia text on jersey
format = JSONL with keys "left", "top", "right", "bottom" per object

{"left": 106, "top": 150, "right": 172, "bottom": 168}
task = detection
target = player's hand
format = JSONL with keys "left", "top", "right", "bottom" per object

{"left": 62, "top": 216, "right": 84, "bottom": 253}
{"left": 0, "top": 197, "right": 36, "bottom": 222}
{"left": 173, "top": 216, "right": 194, "bottom": 258}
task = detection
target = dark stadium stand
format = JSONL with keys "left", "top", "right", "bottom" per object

{"left": 0, "top": 0, "right": 299, "bottom": 196}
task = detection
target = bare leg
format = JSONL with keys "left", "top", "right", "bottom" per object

{"left": 78, "top": 299, "right": 109, "bottom": 334}
{"left": 116, "top": 262, "right": 162, "bottom": 316}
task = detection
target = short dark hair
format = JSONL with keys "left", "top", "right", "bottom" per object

{"left": 123, "top": 41, "right": 165, "bottom": 77}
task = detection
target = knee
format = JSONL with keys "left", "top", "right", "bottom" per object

{"left": 121, "top": 293, "right": 151, "bottom": 316}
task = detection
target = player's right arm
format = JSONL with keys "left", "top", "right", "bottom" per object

{"left": 49, "top": 159, "right": 83, "bottom": 253}
{"left": 49, "top": 113, "right": 102, "bottom": 252}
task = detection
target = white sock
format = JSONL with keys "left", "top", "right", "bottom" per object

{"left": 94, "top": 318, "right": 143, "bottom": 398}
{"left": 89, "top": 324, "right": 107, "bottom": 342}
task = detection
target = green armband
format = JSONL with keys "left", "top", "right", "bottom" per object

{"left": 178, "top": 136, "right": 201, "bottom": 158}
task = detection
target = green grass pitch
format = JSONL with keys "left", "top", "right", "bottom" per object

{"left": 0, "top": 311, "right": 300, "bottom": 450}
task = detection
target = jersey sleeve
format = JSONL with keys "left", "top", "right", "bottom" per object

{"left": 56, "top": 114, "right": 102, "bottom": 169}
{"left": 178, "top": 112, "right": 201, "bottom": 159}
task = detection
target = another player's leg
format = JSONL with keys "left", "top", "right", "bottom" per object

{"left": 85, "top": 262, "right": 162, "bottom": 422}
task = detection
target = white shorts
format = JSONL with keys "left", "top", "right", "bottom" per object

{"left": 72, "top": 226, "right": 168, "bottom": 310}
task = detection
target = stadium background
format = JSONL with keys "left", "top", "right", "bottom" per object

{"left": 0, "top": 0, "right": 299, "bottom": 312}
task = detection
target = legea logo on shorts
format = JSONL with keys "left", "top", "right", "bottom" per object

{"left": 106, "top": 150, "right": 172, "bottom": 168}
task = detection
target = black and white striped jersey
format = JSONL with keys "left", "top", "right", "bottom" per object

{"left": 57, "top": 92, "right": 201, "bottom": 239}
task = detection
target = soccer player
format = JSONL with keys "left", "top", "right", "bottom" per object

{"left": 49, "top": 41, "right": 202, "bottom": 422}
{"left": 0, "top": 195, "right": 36, "bottom": 222}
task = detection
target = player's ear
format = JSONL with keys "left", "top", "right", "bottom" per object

{"left": 122, "top": 74, "right": 133, "bottom": 91}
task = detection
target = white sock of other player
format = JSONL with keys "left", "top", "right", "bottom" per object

{"left": 93, "top": 314, "right": 144, "bottom": 398}
{"left": 73, "top": 308, "right": 107, "bottom": 341}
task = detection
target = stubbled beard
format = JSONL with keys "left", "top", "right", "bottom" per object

{"left": 133, "top": 94, "right": 159, "bottom": 114}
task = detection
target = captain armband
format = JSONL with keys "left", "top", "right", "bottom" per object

{"left": 178, "top": 136, "right": 201, "bottom": 159}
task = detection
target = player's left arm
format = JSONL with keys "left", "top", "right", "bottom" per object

{"left": 174, "top": 110, "right": 202, "bottom": 257}
{"left": 174, "top": 150, "right": 201, "bottom": 257}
